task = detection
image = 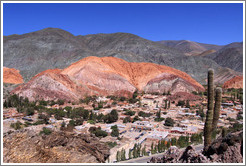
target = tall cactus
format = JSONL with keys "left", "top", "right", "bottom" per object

{"left": 212, "top": 87, "right": 222, "bottom": 131}
{"left": 204, "top": 69, "right": 214, "bottom": 147}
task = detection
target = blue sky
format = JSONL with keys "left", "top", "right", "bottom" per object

{"left": 3, "top": 3, "right": 243, "bottom": 45}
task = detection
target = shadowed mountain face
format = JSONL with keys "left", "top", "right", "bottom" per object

{"left": 205, "top": 42, "right": 243, "bottom": 72}
{"left": 158, "top": 40, "right": 243, "bottom": 73}
{"left": 12, "top": 56, "right": 204, "bottom": 101}
{"left": 3, "top": 28, "right": 242, "bottom": 84}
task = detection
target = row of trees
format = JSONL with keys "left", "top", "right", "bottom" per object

{"left": 226, "top": 88, "right": 243, "bottom": 104}
{"left": 176, "top": 100, "right": 190, "bottom": 108}
{"left": 163, "top": 100, "right": 171, "bottom": 109}
{"left": 40, "top": 106, "right": 119, "bottom": 124}
{"left": 115, "top": 132, "right": 204, "bottom": 162}
{"left": 155, "top": 110, "right": 164, "bottom": 122}
{"left": 116, "top": 149, "right": 126, "bottom": 162}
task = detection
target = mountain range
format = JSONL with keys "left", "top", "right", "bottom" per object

{"left": 3, "top": 28, "right": 243, "bottom": 85}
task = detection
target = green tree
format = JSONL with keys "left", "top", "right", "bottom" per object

{"left": 10, "top": 121, "right": 22, "bottom": 130}
{"left": 133, "top": 143, "right": 138, "bottom": 158}
{"left": 185, "top": 100, "right": 190, "bottom": 108}
{"left": 128, "top": 149, "right": 132, "bottom": 159}
{"left": 164, "top": 117, "right": 175, "bottom": 127}
{"left": 151, "top": 142, "right": 155, "bottom": 154}
{"left": 142, "top": 145, "right": 147, "bottom": 156}
{"left": 116, "top": 151, "right": 121, "bottom": 162}
{"left": 156, "top": 110, "right": 161, "bottom": 119}
{"left": 111, "top": 125, "right": 119, "bottom": 137}
{"left": 168, "top": 100, "right": 171, "bottom": 109}
{"left": 132, "top": 116, "right": 140, "bottom": 123}
{"left": 133, "top": 90, "right": 138, "bottom": 99}
{"left": 123, "top": 116, "right": 131, "bottom": 123}
{"left": 124, "top": 110, "right": 136, "bottom": 116}
{"left": 69, "top": 119, "right": 76, "bottom": 126}
{"left": 167, "top": 141, "right": 171, "bottom": 148}
{"left": 39, "top": 127, "right": 52, "bottom": 135}
{"left": 61, "top": 121, "right": 66, "bottom": 128}
{"left": 177, "top": 100, "right": 185, "bottom": 107}
{"left": 171, "top": 137, "right": 177, "bottom": 146}
{"left": 94, "top": 129, "right": 108, "bottom": 137}
{"left": 25, "top": 107, "right": 35, "bottom": 116}
{"left": 121, "top": 148, "right": 126, "bottom": 161}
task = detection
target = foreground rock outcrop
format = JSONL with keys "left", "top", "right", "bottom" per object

{"left": 3, "top": 129, "right": 110, "bottom": 163}
{"left": 12, "top": 56, "right": 204, "bottom": 101}
{"left": 149, "top": 146, "right": 209, "bottom": 163}
{"left": 203, "top": 131, "right": 243, "bottom": 163}
{"left": 223, "top": 76, "right": 243, "bottom": 89}
{"left": 149, "top": 131, "right": 243, "bottom": 163}
{"left": 3, "top": 67, "right": 23, "bottom": 84}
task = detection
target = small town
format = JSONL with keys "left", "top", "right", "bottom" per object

{"left": 3, "top": 87, "right": 243, "bottom": 163}
{"left": 2, "top": 2, "right": 244, "bottom": 164}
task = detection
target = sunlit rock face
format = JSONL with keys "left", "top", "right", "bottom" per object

{"left": 12, "top": 56, "right": 204, "bottom": 101}
{"left": 222, "top": 76, "right": 243, "bottom": 89}
{"left": 3, "top": 67, "right": 24, "bottom": 84}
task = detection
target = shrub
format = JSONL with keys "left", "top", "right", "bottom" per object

{"left": 124, "top": 110, "right": 135, "bottom": 116}
{"left": 87, "top": 120, "right": 95, "bottom": 124}
{"left": 40, "top": 127, "right": 52, "bottom": 135}
{"left": 32, "top": 120, "right": 46, "bottom": 125}
{"left": 177, "top": 100, "right": 185, "bottom": 107}
{"left": 164, "top": 117, "right": 175, "bottom": 127}
{"left": 138, "top": 111, "right": 152, "bottom": 117}
{"left": 123, "top": 116, "right": 131, "bottom": 123}
{"left": 111, "top": 125, "right": 119, "bottom": 137}
{"left": 10, "top": 121, "right": 22, "bottom": 130}
{"left": 107, "top": 141, "right": 117, "bottom": 148}
{"left": 94, "top": 129, "right": 108, "bottom": 137}
{"left": 89, "top": 126, "right": 107, "bottom": 138}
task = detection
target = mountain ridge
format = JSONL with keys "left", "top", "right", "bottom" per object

{"left": 3, "top": 27, "right": 242, "bottom": 84}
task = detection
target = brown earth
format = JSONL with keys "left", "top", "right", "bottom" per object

{"left": 3, "top": 67, "right": 23, "bottom": 84}
{"left": 3, "top": 129, "right": 110, "bottom": 163}
{"left": 222, "top": 76, "right": 243, "bottom": 89}
{"left": 13, "top": 56, "right": 205, "bottom": 101}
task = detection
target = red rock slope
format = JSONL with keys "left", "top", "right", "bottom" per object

{"left": 13, "top": 56, "right": 205, "bottom": 101}
{"left": 223, "top": 76, "right": 243, "bottom": 89}
{"left": 3, "top": 67, "right": 24, "bottom": 84}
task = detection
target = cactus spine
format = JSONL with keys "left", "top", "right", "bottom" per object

{"left": 212, "top": 87, "right": 222, "bottom": 131}
{"left": 204, "top": 69, "right": 214, "bottom": 147}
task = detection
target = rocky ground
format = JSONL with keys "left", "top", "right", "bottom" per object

{"left": 3, "top": 129, "right": 110, "bottom": 163}
{"left": 149, "top": 131, "right": 243, "bottom": 163}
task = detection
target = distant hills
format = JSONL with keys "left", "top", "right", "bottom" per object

{"left": 157, "top": 40, "right": 243, "bottom": 73}
{"left": 157, "top": 40, "right": 223, "bottom": 56}
{"left": 3, "top": 28, "right": 242, "bottom": 84}
{"left": 205, "top": 42, "right": 243, "bottom": 72}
